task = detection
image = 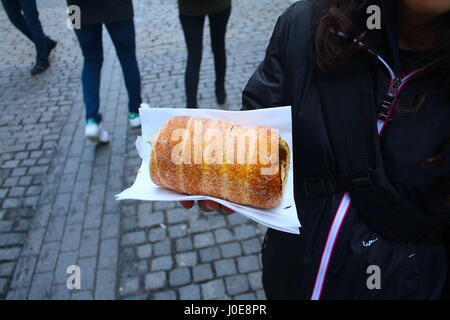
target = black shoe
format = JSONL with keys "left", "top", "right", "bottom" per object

{"left": 48, "top": 39, "right": 57, "bottom": 53}
{"left": 216, "top": 88, "right": 227, "bottom": 105}
{"left": 31, "top": 61, "right": 50, "bottom": 76}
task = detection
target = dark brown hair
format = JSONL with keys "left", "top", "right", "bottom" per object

{"left": 314, "top": 0, "right": 450, "bottom": 204}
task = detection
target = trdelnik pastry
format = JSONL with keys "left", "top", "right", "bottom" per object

{"left": 150, "top": 116, "right": 290, "bottom": 209}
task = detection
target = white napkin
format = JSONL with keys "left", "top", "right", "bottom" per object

{"left": 116, "top": 106, "right": 301, "bottom": 234}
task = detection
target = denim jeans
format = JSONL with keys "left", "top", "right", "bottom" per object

{"left": 74, "top": 19, "right": 142, "bottom": 123}
{"left": 1, "top": 0, "right": 50, "bottom": 63}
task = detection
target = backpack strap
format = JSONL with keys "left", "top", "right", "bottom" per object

{"left": 306, "top": 60, "right": 444, "bottom": 243}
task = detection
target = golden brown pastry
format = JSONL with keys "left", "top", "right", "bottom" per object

{"left": 150, "top": 116, "right": 290, "bottom": 209}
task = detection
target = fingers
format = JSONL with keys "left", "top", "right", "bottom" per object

{"left": 221, "top": 206, "right": 235, "bottom": 215}
{"left": 198, "top": 200, "right": 220, "bottom": 212}
{"left": 180, "top": 200, "right": 194, "bottom": 209}
{"left": 217, "top": 206, "right": 234, "bottom": 216}
{"left": 198, "top": 200, "right": 234, "bottom": 215}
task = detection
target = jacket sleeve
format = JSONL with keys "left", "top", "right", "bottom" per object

{"left": 242, "top": 11, "right": 291, "bottom": 110}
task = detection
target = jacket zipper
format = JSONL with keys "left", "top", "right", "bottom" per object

{"left": 310, "top": 56, "right": 430, "bottom": 300}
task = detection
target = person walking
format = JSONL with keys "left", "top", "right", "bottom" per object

{"left": 1, "top": 0, "right": 57, "bottom": 76}
{"left": 181, "top": 0, "right": 450, "bottom": 299}
{"left": 67, "top": 0, "right": 142, "bottom": 143}
{"left": 178, "top": 0, "right": 231, "bottom": 108}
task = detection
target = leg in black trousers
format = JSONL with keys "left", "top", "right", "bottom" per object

{"left": 208, "top": 6, "right": 231, "bottom": 105}
{"left": 179, "top": 14, "right": 205, "bottom": 108}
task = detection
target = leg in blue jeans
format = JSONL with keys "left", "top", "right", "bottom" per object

{"left": 105, "top": 19, "right": 142, "bottom": 114}
{"left": 74, "top": 24, "right": 103, "bottom": 124}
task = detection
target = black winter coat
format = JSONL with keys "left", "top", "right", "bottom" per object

{"left": 243, "top": 0, "right": 450, "bottom": 299}
{"left": 67, "top": 0, "right": 134, "bottom": 25}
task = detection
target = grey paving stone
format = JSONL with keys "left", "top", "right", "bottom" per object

{"left": 237, "top": 255, "right": 260, "bottom": 273}
{"left": 220, "top": 242, "right": 242, "bottom": 258}
{"left": 35, "top": 242, "right": 60, "bottom": 273}
{"left": 121, "top": 231, "right": 146, "bottom": 246}
{"left": 256, "top": 289, "right": 267, "bottom": 300}
{"left": 242, "top": 238, "right": 261, "bottom": 255}
{"left": 194, "top": 232, "right": 215, "bottom": 248}
{"left": 214, "top": 228, "right": 234, "bottom": 243}
{"left": 84, "top": 205, "right": 103, "bottom": 229}
{"left": 176, "top": 252, "right": 198, "bottom": 267}
{"left": 10, "top": 255, "right": 37, "bottom": 289}
{"left": 121, "top": 216, "right": 137, "bottom": 232}
{"left": 225, "top": 275, "right": 250, "bottom": 296}
{"left": 94, "top": 269, "right": 116, "bottom": 300}
{"left": 149, "top": 227, "right": 167, "bottom": 242}
{"left": 0, "top": 248, "right": 21, "bottom": 261}
{"left": 28, "top": 272, "right": 53, "bottom": 299}
{"left": 166, "top": 207, "right": 191, "bottom": 224}
{"left": 44, "top": 216, "right": 66, "bottom": 242}
{"left": 169, "top": 268, "right": 191, "bottom": 287}
{"left": 23, "top": 228, "right": 45, "bottom": 255}
{"left": 145, "top": 271, "right": 166, "bottom": 290}
{"left": 101, "top": 214, "right": 120, "bottom": 239}
{"left": 201, "top": 279, "right": 226, "bottom": 300}
{"left": 50, "top": 284, "right": 72, "bottom": 300}
{"left": 0, "top": 278, "right": 7, "bottom": 295}
{"left": 151, "top": 256, "right": 173, "bottom": 271}
{"left": 71, "top": 290, "right": 94, "bottom": 300}
{"left": 207, "top": 215, "right": 226, "bottom": 229}
{"left": 137, "top": 244, "right": 152, "bottom": 259}
{"left": 154, "top": 201, "right": 176, "bottom": 211}
{"left": 137, "top": 202, "right": 153, "bottom": 215}
{"left": 227, "top": 214, "right": 247, "bottom": 226}
{"left": 0, "top": 233, "right": 26, "bottom": 246}
{"left": 6, "top": 288, "right": 29, "bottom": 300}
{"left": 154, "top": 290, "right": 176, "bottom": 300}
{"left": 199, "top": 247, "right": 221, "bottom": 262}
{"left": 98, "top": 238, "right": 119, "bottom": 269}
{"left": 234, "top": 225, "right": 257, "bottom": 240}
{"left": 234, "top": 293, "right": 256, "bottom": 300}
{"left": 138, "top": 211, "right": 164, "bottom": 228}
{"left": 153, "top": 240, "right": 171, "bottom": 257}
{"left": 79, "top": 229, "right": 100, "bottom": 257}
{"left": 179, "top": 284, "right": 201, "bottom": 300}
{"left": 214, "top": 259, "right": 238, "bottom": 277}
{"left": 0, "top": 262, "right": 15, "bottom": 277}
{"left": 189, "top": 219, "right": 208, "bottom": 233}
{"left": 61, "top": 224, "right": 82, "bottom": 252}
{"left": 119, "top": 277, "right": 140, "bottom": 296}
{"left": 78, "top": 257, "right": 97, "bottom": 291}
{"left": 176, "top": 237, "right": 193, "bottom": 252}
{"left": 193, "top": 264, "right": 214, "bottom": 282}
{"left": 168, "top": 224, "right": 187, "bottom": 238}
{"left": 248, "top": 271, "right": 263, "bottom": 291}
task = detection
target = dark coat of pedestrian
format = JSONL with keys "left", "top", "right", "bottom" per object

{"left": 67, "top": 0, "right": 134, "bottom": 26}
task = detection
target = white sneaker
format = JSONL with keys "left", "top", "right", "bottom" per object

{"left": 128, "top": 113, "right": 141, "bottom": 128}
{"left": 85, "top": 119, "right": 109, "bottom": 143}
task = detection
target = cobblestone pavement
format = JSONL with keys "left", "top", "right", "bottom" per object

{"left": 0, "top": 0, "right": 293, "bottom": 299}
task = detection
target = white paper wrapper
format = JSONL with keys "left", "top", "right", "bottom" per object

{"left": 116, "top": 106, "right": 301, "bottom": 234}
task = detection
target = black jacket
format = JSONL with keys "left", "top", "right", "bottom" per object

{"left": 67, "top": 0, "right": 134, "bottom": 25}
{"left": 243, "top": 0, "right": 450, "bottom": 299}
